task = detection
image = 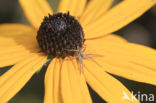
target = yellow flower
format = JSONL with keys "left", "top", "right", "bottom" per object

{"left": 0, "top": 0, "right": 156, "bottom": 103}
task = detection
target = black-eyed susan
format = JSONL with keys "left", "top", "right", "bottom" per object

{"left": 0, "top": 0, "right": 156, "bottom": 103}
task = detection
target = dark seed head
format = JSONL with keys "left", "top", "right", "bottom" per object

{"left": 37, "top": 12, "right": 85, "bottom": 58}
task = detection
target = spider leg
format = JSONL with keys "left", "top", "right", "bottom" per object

{"left": 80, "top": 60, "right": 84, "bottom": 73}
{"left": 82, "top": 44, "right": 87, "bottom": 52}
{"left": 78, "top": 59, "right": 84, "bottom": 74}
{"left": 86, "top": 54, "right": 103, "bottom": 57}
{"left": 86, "top": 55, "right": 102, "bottom": 67}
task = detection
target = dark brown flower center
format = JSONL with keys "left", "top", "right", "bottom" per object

{"left": 37, "top": 12, "right": 85, "bottom": 58}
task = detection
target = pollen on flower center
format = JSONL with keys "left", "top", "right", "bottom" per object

{"left": 37, "top": 12, "right": 85, "bottom": 58}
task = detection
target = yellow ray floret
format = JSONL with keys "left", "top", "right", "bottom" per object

{"left": 80, "top": 0, "right": 113, "bottom": 26}
{"left": 0, "top": 54, "right": 47, "bottom": 102}
{"left": 86, "top": 38, "right": 156, "bottom": 85}
{"left": 19, "top": 0, "right": 53, "bottom": 29}
{"left": 84, "top": 59, "right": 139, "bottom": 103}
{"left": 58, "top": 0, "right": 87, "bottom": 17}
{"left": 84, "top": 0, "right": 156, "bottom": 38}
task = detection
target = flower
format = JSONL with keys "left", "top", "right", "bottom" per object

{"left": 0, "top": 0, "right": 156, "bottom": 103}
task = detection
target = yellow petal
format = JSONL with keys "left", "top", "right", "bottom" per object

{"left": 98, "top": 42, "right": 156, "bottom": 70}
{"left": 0, "top": 24, "right": 33, "bottom": 35}
{"left": 84, "top": 59, "right": 139, "bottom": 103}
{"left": 58, "top": 0, "right": 87, "bottom": 17}
{"left": 84, "top": 0, "right": 156, "bottom": 38}
{"left": 0, "top": 24, "right": 39, "bottom": 50}
{"left": 44, "top": 58, "right": 62, "bottom": 103}
{"left": 60, "top": 59, "right": 92, "bottom": 103}
{"left": 86, "top": 34, "right": 127, "bottom": 43}
{"left": 44, "top": 59, "right": 54, "bottom": 103}
{"left": 80, "top": 0, "right": 113, "bottom": 26}
{"left": 19, "top": 0, "right": 53, "bottom": 29}
{"left": 85, "top": 38, "right": 156, "bottom": 85}
{"left": 0, "top": 37, "right": 38, "bottom": 50}
{"left": 0, "top": 52, "right": 32, "bottom": 68}
{"left": 0, "top": 46, "right": 29, "bottom": 53}
{"left": 0, "top": 54, "right": 47, "bottom": 102}
{"left": 72, "top": 60, "right": 92, "bottom": 103}
{"left": 60, "top": 60, "right": 74, "bottom": 103}
{"left": 0, "top": 54, "right": 40, "bottom": 86}
{"left": 0, "top": 46, "right": 37, "bottom": 57}
{"left": 86, "top": 38, "right": 156, "bottom": 66}
{"left": 101, "top": 57, "right": 156, "bottom": 85}
{"left": 53, "top": 59, "right": 63, "bottom": 103}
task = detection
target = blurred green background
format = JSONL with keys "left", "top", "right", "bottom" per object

{"left": 0, "top": 0, "right": 156, "bottom": 103}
